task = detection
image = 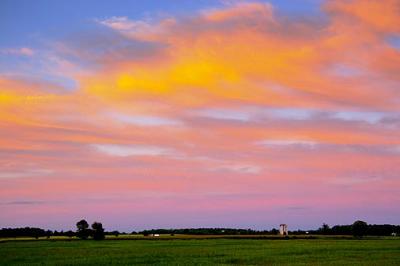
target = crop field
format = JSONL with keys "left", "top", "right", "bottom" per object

{"left": 0, "top": 237, "right": 399, "bottom": 265}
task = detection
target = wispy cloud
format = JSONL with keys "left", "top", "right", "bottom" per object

{"left": 96, "top": 16, "right": 174, "bottom": 41}
{"left": 1, "top": 47, "right": 34, "bottom": 56}
{"left": 91, "top": 144, "right": 175, "bottom": 157}
{"left": 0, "top": 169, "right": 53, "bottom": 179}
{"left": 193, "top": 106, "right": 399, "bottom": 125}
{"left": 2, "top": 200, "right": 44, "bottom": 205}
{"left": 194, "top": 108, "right": 251, "bottom": 122}
{"left": 210, "top": 164, "right": 262, "bottom": 174}
{"left": 256, "top": 139, "right": 318, "bottom": 147}
{"left": 111, "top": 113, "right": 183, "bottom": 127}
{"left": 97, "top": 16, "right": 141, "bottom": 31}
{"left": 330, "top": 111, "right": 388, "bottom": 124}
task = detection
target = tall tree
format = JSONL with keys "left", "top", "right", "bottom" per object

{"left": 76, "top": 219, "right": 90, "bottom": 239}
{"left": 352, "top": 220, "right": 368, "bottom": 237}
{"left": 319, "top": 223, "right": 331, "bottom": 234}
{"left": 92, "top": 222, "right": 105, "bottom": 240}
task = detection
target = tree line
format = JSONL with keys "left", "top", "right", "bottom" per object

{"left": 1, "top": 220, "right": 399, "bottom": 239}
{"left": 137, "top": 221, "right": 399, "bottom": 237}
{"left": 141, "top": 228, "right": 274, "bottom": 236}
{"left": 0, "top": 220, "right": 110, "bottom": 240}
{"left": 311, "top": 221, "right": 400, "bottom": 236}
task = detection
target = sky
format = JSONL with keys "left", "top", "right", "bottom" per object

{"left": 0, "top": 0, "right": 399, "bottom": 232}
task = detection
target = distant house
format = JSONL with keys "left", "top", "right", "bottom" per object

{"left": 279, "top": 224, "right": 288, "bottom": 236}
{"left": 154, "top": 234, "right": 160, "bottom": 237}
{"left": 392, "top": 232, "right": 397, "bottom": 237}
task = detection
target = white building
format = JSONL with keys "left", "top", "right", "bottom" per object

{"left": 279, "top": 224, "right": 288, "bottom": 236}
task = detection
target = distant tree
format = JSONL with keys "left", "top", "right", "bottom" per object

{"left": 331, "top": 224, "right": 352, "bottom": 235}
{"left": 76, "top": 219, "right": 89, "bottom": 231}
{"left": 319, "top": 223, "right": 331, "bottom": 234}
{"left": 46, "top": 230, "right": 52, "bottom": 239}
{"left": 352, "top": 220, "right": 368, "bottom": 237}
{"left": 271, "top": 228, "right": 279, "bottom": 235}
{"left": 92, "top": 222, "right": 105, "bottom": 240}
{"left": 111, "top": 230, "right": 120, "bottom": 237}
{"left": 65, "top": 230, "right": 75, "bottom": 238}
{"left": 76, "top": 219, "right": 90, "bottom": 239}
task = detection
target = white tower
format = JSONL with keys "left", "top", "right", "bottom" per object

{"left": 279, "top": 224, "right": 288, "bottom": 236}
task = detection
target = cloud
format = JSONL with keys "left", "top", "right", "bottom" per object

{"left": 1, "top": 47, "right": 34, "bottom": 56}
{"left": 330, "top": 111, "right": 387, "bottom": 124}
{"left": 96, "top": 16, "right": 175, "bottom": 41}
{"left": 78, "top": 0, "right": 400, "bottom": 111}
{"left": 211, "top": 164, "right": 262, "bottom": 174}
{"left": 194, "top": 108, "right": 251, "bottom": 122}
{"left": 91, "top": 144, "right": 175, "bottom": 157}
{"left": 54, "top": 29, "right": 166, "bottom": 68}
{"left": 191, "top": 106, "right": 316, "bottom": 123}
{"left": 192, "top": 106, "right": 399, "bottom": 126}
{"left": 0, "top": 169, "right": 53, "bottom": 179}
{"left": 203, "top": 2, "right": 274, "bottom": 23}
{"left": 257, "top": 139, "right": 318, "bottom": 147}
{"left": 325, "top": 0, "right": 400, "bottom": 33}
{"left": 98, "top": 16, "right": 141, "bottom": 31}
{"left": 111, "top": 113, "right": 183, "bottom": 127}
{"left": 267, "top": 108, "right": 314, "bottom": 120}
{"left": 3, "top": 200, "right": 44, "bottom": 205}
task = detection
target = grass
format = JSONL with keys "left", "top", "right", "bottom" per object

{"left": 0, "top": 237, "right": 399, "bottom": 265}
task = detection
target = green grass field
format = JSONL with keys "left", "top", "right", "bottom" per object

{"left": 0, "top": 237, "right": 399, "bottom": 265}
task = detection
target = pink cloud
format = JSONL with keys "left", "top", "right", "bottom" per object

{"left": 1, "top": 47, "right": 34, "bottom": 56}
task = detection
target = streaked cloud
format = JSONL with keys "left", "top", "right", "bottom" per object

{"left": 192, "top": 106, "right": 399, "bottom": 125}
{"left": 330, "top": 111, "right": 388, "bottom": 124}
{"left": 257, "top": 139, "right": 318, "bottom": 147}
{"left": 98, "top": 16, "right": 141, "bottom": 31}
{"left": 194, "top": 108, "right": 251, "bottom": 122}
{"left": 96, "top": 16, "right": 175, "bottom": 41}
{"left": 266, "top": 108, "right": 314, "bottom": 121}
{"left": 3, "top": 200, "right": 44, "bottom": 205}
{"left": 0, "top": 169, "right": 53, "bottom": 179}
{"left": 1, "top": 47, "right": 34, "bottom": 56}
{"left": 111, "top": 113, "right": 183, "bottom": 127}
{"left": 91, "top": 144, "right": 175, "bottom": 157}
{"left": 211, "top": 164, "right": 262, "bottom": 174}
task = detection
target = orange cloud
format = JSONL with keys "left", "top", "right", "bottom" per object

{"left": 203, "top": 2, "right": 274, "bottom": 22}
{"left": 325, "top": 0, "right": 400, "bottom": 33}
{"left": 81, "top": 0, "right": 400, "bottom": 112}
